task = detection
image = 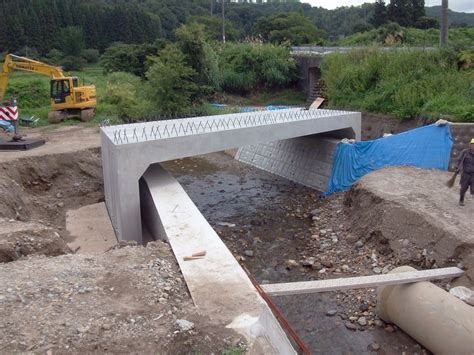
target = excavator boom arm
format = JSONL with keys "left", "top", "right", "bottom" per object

{"left": 0, "top": 54, "right": 65, "bottom": 101}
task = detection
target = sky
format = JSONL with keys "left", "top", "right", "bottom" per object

{"left": 300, "top": 0, "right": 474, "bottom": 13}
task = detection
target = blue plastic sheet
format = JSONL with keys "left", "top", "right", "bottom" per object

{"left": 326, "top": 124, "right": 454, "bottom": 195}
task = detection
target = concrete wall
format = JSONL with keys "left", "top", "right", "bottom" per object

{"left": 236, "top": 135, "right": 339, "bottom": 192}
{"left": 294, "top": 55, "right": 322, "bottom": 95}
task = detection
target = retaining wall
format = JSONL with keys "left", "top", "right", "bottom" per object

{"left": 235, "top": 135, "right": 339, "bottom": 192}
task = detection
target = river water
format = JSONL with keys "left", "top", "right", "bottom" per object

{"left": 162, "top": 152, "right": 425, "bottom": 354}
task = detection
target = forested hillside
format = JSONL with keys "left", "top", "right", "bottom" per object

{"left": 0, "top": 0, "right": 472, "bottom": 57}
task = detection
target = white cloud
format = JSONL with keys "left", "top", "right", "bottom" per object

{"left": 301, "top": 0, "right": 474, "bottom": 13}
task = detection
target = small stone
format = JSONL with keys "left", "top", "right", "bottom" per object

{"left": 77, "top": 326, "right": 89, "bottom": 333}
{"left": 355, "top": 240, "right": 364, "bottom": 248}
{"left": 310, "top": 209, "right": 319, "bottom": 216}
{"left": 359, "top": 303, "right": 369, "bottom": 312}
{"left": 176, "top": 319, "right": 194, "bottom": 332}
{"left": 342, "top": 265, "right": 351, "bottom": 271}
{"left": 374, "top": 320, "right": 384, "bottom": 327}
{"left": 321, "top": 259, "right": 333, "bottom": 268}
{"left": 385, "top": 325, "right": 395, "bottom": 332}
{"left": 345, "top": 322, "right": 357, "bottom": 331}
{"left": 301, "top": 257, "right": 316, "bottom": 267}
{"left": 370, "top": 342, "right": 381, "bottom": 351}
{"left": 357, "top": 317, "right": 367, "bottom": 326}
{"left": 326, "top": 309, "right": 337, "bottom": 317}
{"left": 373, "top": 267, "right": 382, "bottom": 274}
{"left": 286, "top": 259, "right": 298, "bottom": 270}
{"left": 244, "top": 250, "right": 254, "bottom": 257}
{"left": 57, "top": 202, "right": 64, "bottom": 208}
{"left": 101, "top": 323, "right": 112, "bottom": 331}
{"left": 318, "top": 268, "right": 326, "bottom": 274}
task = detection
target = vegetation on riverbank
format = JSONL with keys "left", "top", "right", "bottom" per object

{"left": 322, "top": 48, "right": 474, "bottom": 122}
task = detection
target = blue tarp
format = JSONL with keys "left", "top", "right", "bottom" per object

{"left": 325, "top": 123, "right": 454, "bottom": 195}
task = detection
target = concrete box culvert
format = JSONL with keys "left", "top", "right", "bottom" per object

{"left": 377, "top": 266, "right": 474, "bottom": 354}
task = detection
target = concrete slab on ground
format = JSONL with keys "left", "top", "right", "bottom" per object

{"left": 66, "top": 202, "right": 117, "bottom": 253}
{"left": 141, "top": 164, "right": 296, "bottom": 354}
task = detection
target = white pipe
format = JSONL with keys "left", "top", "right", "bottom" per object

{"left": 377, "top": 266, "right": 474, "bottom": 354}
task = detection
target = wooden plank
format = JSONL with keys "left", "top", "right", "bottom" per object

{"left": 261, "top": 267, "right": 464, "bottom": 297}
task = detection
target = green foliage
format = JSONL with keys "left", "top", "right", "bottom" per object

{"left": 4, "top": 78, "right": 49, "bottom": 109}
{"left": 188, "top": 15, "right": 240, "bottom": 42}
{"left": 61, "top": 56, "right": 86, "bottom": 71}
{"left": 46, "top": 49, "right": 64, "bottom": 65}
{"left": 219, "top": 43, "right": 297, "bottom": 94}
{"left": 339, "top": 25, "right": 474, "bottom": 48}
{"left": 81, "top": 49, "right": 100, "bottom": 63}
{"left": 60, "top": 26, "right": 85, "bottom": 57}
{"left": 322, "top": 48, "right": 474, "bottom": 122}
{"left": 100, "top": 43, "right": 159, "bottom": 77}
{"left": 145, "top": 45, "right": 198, "bottom": 115}
{"left": 254, "top": 12, "right": 320, "bottom": 45}
{"left": 103, "top": 72, "right": 150, "bottom": 121}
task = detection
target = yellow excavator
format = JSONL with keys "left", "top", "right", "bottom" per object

{"left": 0, "top": 54, "right": 96, "bottom": 123}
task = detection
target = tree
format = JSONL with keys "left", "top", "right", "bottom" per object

{"left": 145, "top": 45, "right": 198, "bottom": 115}
{"left": 59, "top": 26, "right": 85, "bottom": 57}
{"left": 101, "top": 43, "right": 159, "bottom": 77}
{"left": 187, "top": 15, "right": 240, "bottom": 41}
{"left": 254, "top": 12, "right": 320, "bottom": 45}
{"left": 371, "top": 0, "right": 387, "bottom": 27}
{"left": 440, "top": 0, "right": 448, "bottom": 47}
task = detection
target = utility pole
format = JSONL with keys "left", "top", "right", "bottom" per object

{"left": 222, "top": 0, "right": 226, "bottom": 43}
{"left": 440, "top": 0, "right": 448, "bottom": 47}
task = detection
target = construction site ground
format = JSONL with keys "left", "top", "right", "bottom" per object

{"left": 0, "top": 125, "right": 472, "bottom": 353}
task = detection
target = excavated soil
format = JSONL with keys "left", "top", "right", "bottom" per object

{"left": 0, "top": 128, "right": 245, "bottom": 353}
{"left": 0, "top": 241, "right": 244, "bottom": 353}
{"left": 345, "top": 166, "right": 474, "bottom": 286}
{"left": 0, "top": 148, "right": 104, "bottom": 260}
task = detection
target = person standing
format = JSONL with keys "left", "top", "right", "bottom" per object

{"left": 456, "top": 139, "right": 474, "bottom": 206}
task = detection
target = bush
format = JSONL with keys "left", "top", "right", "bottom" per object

{"left": 46, "top": 49, "right": 64, "bottom": 65}
{"left": 100, "top": 43, "right": 159, "bottom": 77}
{"left": 322, "top": 48, "right": 474, "bottom": 122}
{"left": 218, "top": 43, "right": 297, "bottom": 94}
{"left": 4, "top": 78, "right": 49, "bottom": 109}
{"left": 61, "top": 56, "right": 86, "bottom": 71}
{"left": 81, "top": 49, "right": 100, "bottom": 63}
{"left": 103, "top": 72, "right": 149, "bottom": 121}
{"left": 145, "top": 45, "right": 198, "bottom": 115}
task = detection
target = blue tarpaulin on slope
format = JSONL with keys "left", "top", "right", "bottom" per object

{"left": 325, "top": 123, "right": 454, "bottom": 195}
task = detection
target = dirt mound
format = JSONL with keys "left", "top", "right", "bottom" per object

{"left": 0, "top": 240, "right": 244, "bottom": 353}
{"left": 0, "top": 220, "right": 71, "bottom": 263}
{"left": 345, "top": 166, "right": 474, "bottom": 286}
{"left": 0, "top": 148, "right": 103, "bottom": 225}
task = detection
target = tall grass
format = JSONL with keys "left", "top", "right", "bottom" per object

{"left": 322, "top": 48, "right": 474, "bottom": 122}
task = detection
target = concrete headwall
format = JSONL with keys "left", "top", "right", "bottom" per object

{"left": 235, "top": 135, "right": 339, "bottom": 192}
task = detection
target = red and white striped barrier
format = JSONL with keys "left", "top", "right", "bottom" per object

{"left": 0, "top": 105, "right": 19, "bottom": 121}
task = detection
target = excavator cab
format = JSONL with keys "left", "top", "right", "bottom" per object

{"left": 51, "top": 78, "right": 72, "bottom": 104}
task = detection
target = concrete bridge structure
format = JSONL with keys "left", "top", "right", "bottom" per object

{"left": 100, "top": 108, "right": 361, "bottom": 243}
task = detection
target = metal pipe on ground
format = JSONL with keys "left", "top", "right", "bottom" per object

{"left": 377, "top": 266, "right": 474, "bottom": 354}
